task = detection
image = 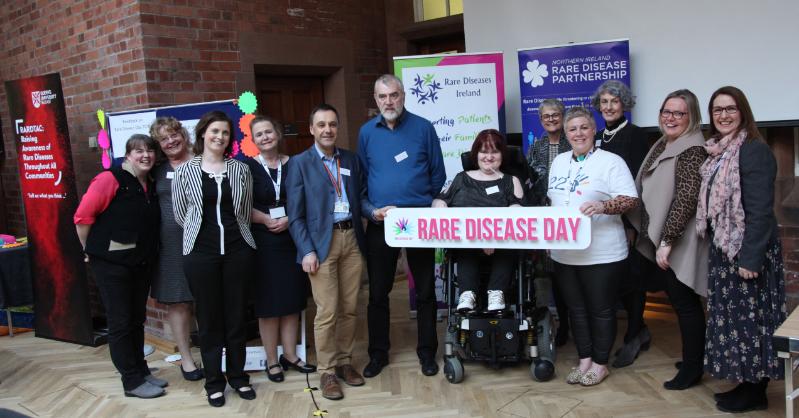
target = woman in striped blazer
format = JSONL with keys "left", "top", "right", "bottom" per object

{"left": 172, "top": 110, "right": 256, "bottom": 407}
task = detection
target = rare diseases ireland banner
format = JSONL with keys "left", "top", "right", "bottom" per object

{"left": 518, "top": 39, "right": 631, "bottom": 154}
{"left": 5, "top": 73, "right": 96, "bottom": 345}
{"left": 394, "top": 52, "right": 505, "bottom": 188}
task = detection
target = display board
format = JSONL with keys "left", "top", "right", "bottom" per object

{"left": 463, "top": 0, "right": 799, "bottom": 130}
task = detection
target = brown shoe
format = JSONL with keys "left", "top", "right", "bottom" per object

{"left": 320, "top": 373, "right": 343, "bottom": 400}
{"left": 335, "top": 364, "right": 365, "bottom": 386}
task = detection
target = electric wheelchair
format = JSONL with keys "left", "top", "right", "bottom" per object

{"left": 441, "top": 145, "right": 557, "bottom": 383}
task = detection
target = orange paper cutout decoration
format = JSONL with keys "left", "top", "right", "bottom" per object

{"left": 239, "top": 113, "right": 258, "bottom": 157}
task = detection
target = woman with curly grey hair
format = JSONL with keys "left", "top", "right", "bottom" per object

{"left": 590, "top": 80, "right": 650, "bottom": 368}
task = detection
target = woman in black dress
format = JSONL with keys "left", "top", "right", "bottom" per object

{"left": 698, "top": 86, "right": 786, "bottom": 413}
{"left": 149, "top": 117, "right": 202, "bottom": 381}
{"left": 590, "top": 80, "right": 651, "bottom": 368}
{"left": 244, "top": 116, "right": 314, "bottom": 382}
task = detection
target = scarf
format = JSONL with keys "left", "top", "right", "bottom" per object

{"left": 695, "top": 130, "right": 746, "bottom": 261}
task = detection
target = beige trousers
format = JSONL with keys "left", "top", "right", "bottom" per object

{"left": 308, "top": 228, "right": 363, "bottom": 372}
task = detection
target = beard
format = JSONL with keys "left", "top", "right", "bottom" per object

{"left": 381, "top": 106, "right": 402, "bottom": 122}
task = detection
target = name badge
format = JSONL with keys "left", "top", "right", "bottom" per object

{"left": 166, "top": 171, "right": 175, "bottom": 179}
{"left": 269, "top": 206, "right": 286, "bottom": 219}
{"left": 485, "top": 185, "right": 500, "bottom": 195}
{"left": 394, "top": 151, "right": 408, "bottom": 163}
{"left": 334, "top": 200, "right": 350, "bottom": 213}
{"left": 340, "top": 168, "right": 351, "bottom": 176}
{"left": 595, "top": 139, "right": 601, "bottom": 148}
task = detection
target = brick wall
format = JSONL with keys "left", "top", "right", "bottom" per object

{"left": 0, "top": 0, "right": 410, "bottom": 341}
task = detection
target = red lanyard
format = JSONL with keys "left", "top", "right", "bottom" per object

{"left": 322, "top": 157, "right": 342, "bottom": 198}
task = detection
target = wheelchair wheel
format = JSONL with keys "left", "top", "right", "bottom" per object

{"left": 531, "top": 310, "right": 556, "bottom": 382}
{"left": 444, "top": 356, "right": 464, "bottom": 384}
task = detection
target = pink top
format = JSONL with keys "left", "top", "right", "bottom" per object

{"left": 73, "top": 171, "right": 119, "bottom": 225}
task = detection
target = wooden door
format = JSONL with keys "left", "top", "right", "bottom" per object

{"left": 255, "top": 76, "right": 324, "bottom": 156}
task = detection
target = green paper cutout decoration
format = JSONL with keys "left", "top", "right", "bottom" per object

{"left": 238, "top": 91, "right": 257, "bottom": 115}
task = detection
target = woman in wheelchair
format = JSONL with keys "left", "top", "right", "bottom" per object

{"left": 432, "top": 129, "right": 524, "bottom": 312}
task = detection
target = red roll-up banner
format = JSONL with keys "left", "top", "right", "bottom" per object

{"left": 5, "top": 73, "right": 97, "bottom": 345}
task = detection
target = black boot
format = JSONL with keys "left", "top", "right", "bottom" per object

{"left": 716, "top": 379, "right": 768, "bottom": 413}
{"left": 612, "top": 326, "right": 651, "bottom": 368}
{"left": 713, "top": 382, "right": 747, "bottom": 403}
{"left": 663, "top": 361, "right": 703, "bottom": 390}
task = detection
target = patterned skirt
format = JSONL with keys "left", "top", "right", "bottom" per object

{"left": 703, "top": 237, "right": 787, "bottom": 382}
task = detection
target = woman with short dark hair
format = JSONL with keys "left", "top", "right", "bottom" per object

{"left": 74, "top": 134, "right": 165, "bottom": 398}
{"left": 172, "top": 110, "right": 257, "bottom": 407}
{"left": 433, "top": 129, "right": 524, "bottom": 311}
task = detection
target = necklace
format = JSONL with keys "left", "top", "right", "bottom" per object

{"left": 602, "top": 119, "right": 628, "bottom": 144}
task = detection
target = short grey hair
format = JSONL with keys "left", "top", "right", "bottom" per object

{"left": 375, "top": 74, "right": 404, "bottom": 91}
{"left": 563, "top": 107, "right": 596, "bottom": 131}
{"left": 590, "top": 80, "right": 636, "bottom": 111}
{"left": 538, "top": 98, "right": 565, "bottom": 117}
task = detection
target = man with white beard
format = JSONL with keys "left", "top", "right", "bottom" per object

{"left": 357, "top": 74, "right": 445, "bottom": 378}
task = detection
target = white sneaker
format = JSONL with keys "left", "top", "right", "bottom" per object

{"left": 487, "top": 290, "right": 505, "bottom": 311}
{"left": 457, "top": 291, "right": 476, "bottom": 311}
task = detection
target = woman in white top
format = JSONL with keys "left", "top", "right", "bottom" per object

{"left": 547, "top": 107, "right": 639, "bottom": 386}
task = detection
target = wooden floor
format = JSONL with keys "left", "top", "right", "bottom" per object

{"left": 0, "top": 279, "right": 791, "bottom": 418}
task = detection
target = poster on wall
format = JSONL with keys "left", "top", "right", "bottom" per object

{"left": 5, "top": 73, "right": 96, "bottom": 345}
{"left": 106, "top": 100, "right": 247, "bottom": 160}
{"left": 393, "top": 52, "right": 505, "bottom": 311}
{"left": 517, "top": 39, "right": 631, "bottom": 154}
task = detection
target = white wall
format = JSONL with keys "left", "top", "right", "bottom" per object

{"left": 464, "top": 0, "right": 799, "bottom": 131}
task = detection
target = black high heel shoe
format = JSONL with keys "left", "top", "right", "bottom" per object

{"left": 266, "top": 364, "right": 284, "bottom": 382}
{"left": 279, "top": 354, "right": 317, "bottom": 373}
{"left": 180, "top": 362, "right": 204, "bottom": 381}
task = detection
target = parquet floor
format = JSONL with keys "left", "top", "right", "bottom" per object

{"left": 0, "top": 279, "right": 791, "bottom": 417}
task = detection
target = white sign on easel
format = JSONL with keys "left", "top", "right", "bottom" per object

{"left": 222, "top": 311, "right": 309, "bottom": 371}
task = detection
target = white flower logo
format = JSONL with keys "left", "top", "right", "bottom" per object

{"left": 523, "top": 60, "right": 548, "bottom": 88}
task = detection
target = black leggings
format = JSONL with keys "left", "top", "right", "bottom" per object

{"left": 454, "top": 249, "right": 516, "bottom": 293}
{"left": 644, "top": 257, "right": 706, "bottom": 370}
{"left": 618, "top": 251, "right": 646, "bottom": 342}
{"left": 554, "top": 260, "right": 624, "bottom": 364}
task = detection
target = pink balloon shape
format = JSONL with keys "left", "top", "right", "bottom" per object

{"left": 101, "top": 151, "right": 111, "bottom": 169}
{"left": 98, "top": 130, "right": 110, "bottom": 149}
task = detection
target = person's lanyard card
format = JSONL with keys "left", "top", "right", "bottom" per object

{"left": 334, "top": 199, "right": 349, "bottom": 213}
{"left": 269, "top": 206, "right": 286, "bottom": 219}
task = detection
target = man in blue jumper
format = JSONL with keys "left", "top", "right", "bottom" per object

{"left": 358, "top": 74, "right": 446, "bottom": 378}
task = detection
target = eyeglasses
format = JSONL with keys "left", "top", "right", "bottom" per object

{"left": 541, "top": 112, "right": 561, "bottom": 121}
{"left": 375, "top": 92, "right": 401, "bottom": 102}
{"left": 158, "top": 132, "right": 182, "bottom": 143}
{"left": 712, "top": 106, "right": 738, "bottom": 116}
{"left": 660, "top": 109, "right": 688, "bottom": 120}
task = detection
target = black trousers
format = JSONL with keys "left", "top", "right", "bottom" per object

{"left": 643, "top": 256, "right": 706, "bottom": 370}
{"left": 617, "top": 251, "right": 647, "bottom": 342}
{"left": 184, "top": 244, "right": 254, "bottom": 394}
{"left": 90, "top": 258, "right": 152, "bottom": 391}
{"left": 454, "top": 249, "right": 515, "bottom": 293}
{"left": 366, "top": 222, "right": 437, "bottom": 361}
{"left": 554, "top": 260, "right": 624, "bottom": 364}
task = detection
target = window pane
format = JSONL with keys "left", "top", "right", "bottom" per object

{"left": 450, "top": 0, "right": 463, "bottom": 15}
{"left": 423, "top": 0, "right": 447, "bottom": 20}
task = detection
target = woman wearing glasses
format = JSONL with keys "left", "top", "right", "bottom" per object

{"left": 526, "top": 99, "right": 571, "bottom": 346}
{"left": 626, "top": 90, "right": 708, "bottom": 390}
{"left": 699, "top": 86, "right": 785, "bottom": 413}
{"left": 590, "top": 80, "right": 650, "bottom": 368}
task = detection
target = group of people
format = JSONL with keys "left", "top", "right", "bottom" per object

{"left": 73, "top": 74, "right": 447, "bottom": 406}
{"left": 524, "top": 80, "right": 785, "bottom": 413}
{"left": 73, "top": 75, "right": 786, "bottom": 414}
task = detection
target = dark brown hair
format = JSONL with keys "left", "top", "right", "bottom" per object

{"left": 470, "top": 129, "right": 507, "bottom": 168}
{"left": 193, "top": 110, "right": 234, "bottom": 156}
{"left": 707, "top": 86, "right": 761, "bottom": 141}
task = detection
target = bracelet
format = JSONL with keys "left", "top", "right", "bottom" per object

{"left": 659, "top": 241, "right": 670, "bottom": 248}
